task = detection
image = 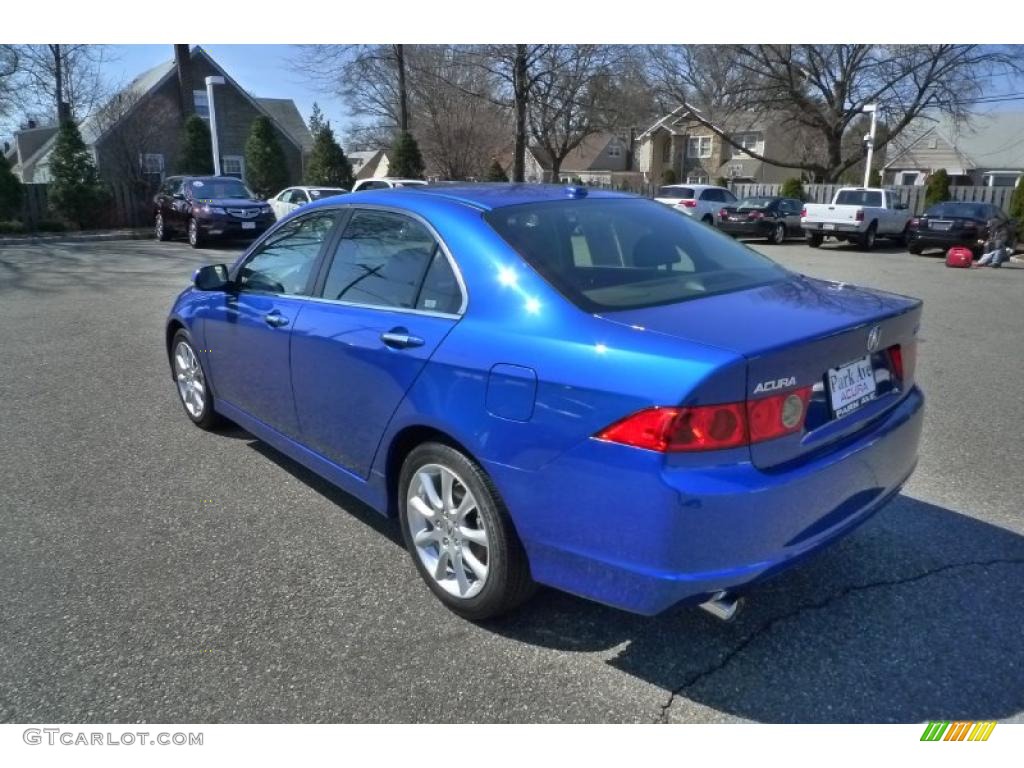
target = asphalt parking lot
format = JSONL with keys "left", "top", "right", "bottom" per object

{"left": 1, "top": 234, "right": 1022, "bottom": 724}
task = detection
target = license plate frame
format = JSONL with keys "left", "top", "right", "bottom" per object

{"left": 823, "top": 223, "right": 836, "bottom": 231}
{"left": 827, "top": 355, "right": 878, "bottom": 418}
{"left": 241, "top": 222, "right": 256, "bottom": 230}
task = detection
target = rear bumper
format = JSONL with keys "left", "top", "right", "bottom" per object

{"left": 909, "top": 231, "right": 984, "bottom": 251}
{"left": 803, "top": 222, "right": 862, "bottom": 235}
{"left": 719, "top": 220, "right": 775, "bottom": 238}
{"left": 488, "top": 386, "right": 924, "bottom": 615}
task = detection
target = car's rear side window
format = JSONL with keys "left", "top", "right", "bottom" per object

{"left": 485, "top": 198, "right": 788, "bottom": 312}
{"left": 657, "top": 186, "right": 694, "bottom": 199}
{"left": 319, "top": 209, "right": 461, "bottom": 313}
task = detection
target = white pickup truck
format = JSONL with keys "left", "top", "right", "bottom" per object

{"left": 801, "top": 187, "right": 912, "bottom": 251}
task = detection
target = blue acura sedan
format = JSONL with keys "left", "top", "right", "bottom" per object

{"left": 166, "top": 184, "right": 924, "bottom": 620}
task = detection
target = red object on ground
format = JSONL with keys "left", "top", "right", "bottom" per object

{"left": 945, "top": 246, "right": 973, "bottom": 268}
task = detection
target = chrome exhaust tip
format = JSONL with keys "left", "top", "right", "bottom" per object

{"left": 698, "top": 591, "right": 742, "bottom": 621}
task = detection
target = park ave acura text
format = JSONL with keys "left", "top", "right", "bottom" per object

{"left": 165, "top": 184, "right": 924, "bottom": 620}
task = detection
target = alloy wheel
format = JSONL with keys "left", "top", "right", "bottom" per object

{"left": 155, "top": 214, "right": 164, "bottom": 239}
{"left": 406, "top": 463, "right": 490, "bottom": 599}
{"left": 773, "top": 223, "right": 785, "bottom": 244}
{"left": 173, "top": 340, "right": 206, "bottom": 418}
{"left": 188, "top": 219, "right": 198, "bottom": 246}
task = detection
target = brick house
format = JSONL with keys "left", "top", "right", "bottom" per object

{"left": 10, "top": 46, "right": 311, "bottom": 192}
{"left": 635, "top": 104, "right": 805, "bottom": 185}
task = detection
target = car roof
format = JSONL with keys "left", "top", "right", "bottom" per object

{"left": 319, "top": 183, "right": 636, "bottom": 212}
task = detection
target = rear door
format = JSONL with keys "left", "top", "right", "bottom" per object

{"left": 203, "top": 210, "right": 340, "bottom": 436}
{"left": 290, "top": 208, "right": 464, "bottom": 477}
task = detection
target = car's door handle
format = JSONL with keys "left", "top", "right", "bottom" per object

{"left": 381, "top": 330, "right": 424, "bottom": 349}
{"left": 264, "top": 312, "right": 289, "bottom": 328}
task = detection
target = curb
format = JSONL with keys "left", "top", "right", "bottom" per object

{"left": 0, "top": 229, "right": 153, "bottom": 246}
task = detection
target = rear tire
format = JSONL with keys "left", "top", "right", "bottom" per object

{"left": 908, "top": 242, "right": 923, "bottom": 255}
{"left": 858, "top": 223, "right": 877, "bottom": 251}
{"left": 155, "top": 212, "right": 169, "bottom": 241}
{"left": 807, "top": 233, "right": 824, "bottom": 248}
{"left": 399, "top": 442, "right": 535, "bottom": 621}
{"left": 701, "top": 214, "right": 714, "bottom": 227}
{"left": 768, "top": 222, "right": 786, "bottom": 245}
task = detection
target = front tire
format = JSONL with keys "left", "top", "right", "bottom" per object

{"left": 399, "top": 442, "right": 535, "bottom": 620}
{"left": 188, "top": 217, "right": 204, "bottom": 249}
{"left": 170, "top": 331, "right": 223, "bottom": 430}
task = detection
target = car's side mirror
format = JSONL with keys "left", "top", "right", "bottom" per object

{"left": 192, "top": 264, "right": 231, "bottom": 291}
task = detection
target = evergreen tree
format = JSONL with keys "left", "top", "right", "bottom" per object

{"left": 308, "top": 102, "right": 326, "bottom": 137}
{"left": 178, "top": 115, "right": 213, "bottom": 175}
{"left": 925, "top": 168, "right": 950, "bottom": 207}
{"left": 485, "top": 159, "right": 508, "bottom": 182}
{"left": 780, "top": 177, "right": 805, "bottom": 201}
{"left": 390, "top": 131, "right": 425, "bottom": 179}
{"left": 1008, "top": 176, "right": 1024, "bottom": 231}
{"left": 305, "top": 123, "right": 354, "bottom": 188}
{"left": 48, "top": 120, "right": 105, "bottom": 228}
{"left": 660, "top": 168, "right": 677, "bottom": 185}
{"left": 0, "top": 150, "right": 23, "bottom": 220}
{"left": 244, "top": 116, "right": 288, "bottom": 198}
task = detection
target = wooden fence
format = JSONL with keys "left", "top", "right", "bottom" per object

{"left": 17, "top": 182, "right": 152, "bottom": 230}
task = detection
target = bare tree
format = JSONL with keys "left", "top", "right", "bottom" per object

{"left": 648, "top": 44, "right": 1024, "bottom": 181}
{"left": 528, "top": 45, "right": 622, "bottom": 180}
{"left": 89, "top": 86, "right": 178, "bottom": 190}
{"left": 12, "top": 44, "right": 112, "bottom": 125}
{"left": 0, "top": 46, "right": 20, "bottom": 130}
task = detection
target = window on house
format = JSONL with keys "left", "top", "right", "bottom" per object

{"left": 687, "top": 173, "right": 709, "bottom": 184}
{"left": 731, "top": 132, "right": 763, "bottom": 155}
{"left": 140, "top": 153, "right": 164, "bottom": 187}
{"left": 607, "top": 143, "right": 622, "bottom": 158}
{"left": 686, "top": 136, "right": 712, "bottom": 159}
{"left": 193, "top": 90, "right": 209, "bottom": 119}
{"left": 222, "top": 156, "right": 245, "bottom": 180}
{"left": 986, "top": 173, "right": 1021, "bottom": 188}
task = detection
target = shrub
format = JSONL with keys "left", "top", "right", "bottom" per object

{"left": 0, "top": 220, "right": 27, "bottom": 234}
{"left": 1008, "top": 176, "right": 1024, "bottom": 231}
{"left": 390, "top": 131, "right": 425, "bottom": 179}
{"left": 780, "top": 177, "right": 805, "bottom": 200}
{"left": 244, "top": 116, "right": 288, "bottom": 198}
{"left": 715, "top": 176, "right": 729, "bottom": 188}
{"left": 178, "top": 115, "right": 214, "bottom": 175}
{"left": 35, "top": 220, "right": 67, "bottom": 232}
{"left": 48, "top": 120, "right": 106, "bottom": 228}
{"left": 924, "top": 169, "right": 950, "bottom": 207}
{"left": 0, "top": 151, "right": 24, "bottom": 220}
{"left": 661, "top": 168, "right": 677, "bottom": 185}
{"left": 305, "top": 123, "right": 354, "bottom": 188}
{"left": 485, "top": 159, "right": 508, "bottom": 182}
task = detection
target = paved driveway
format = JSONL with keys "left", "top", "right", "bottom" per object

{"left": 0, "top": 237, "right": 1021, "bottom": 723}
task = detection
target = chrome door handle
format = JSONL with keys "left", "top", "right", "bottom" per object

{"left": 264, "top": 312, "right": 289, "bottom": 328}
{"left": 381, "top": 331, "right": 424, "bottom": 349}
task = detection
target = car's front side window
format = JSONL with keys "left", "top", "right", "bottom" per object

{"left": 236, "top": 211, "right": 338, "bottom": 295}
{"left": 319, "top": 209, "right": 450, "bottom": 311}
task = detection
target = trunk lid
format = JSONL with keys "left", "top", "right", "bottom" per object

{"left": 599, "top": 275, "right": 922, "bottom": 469}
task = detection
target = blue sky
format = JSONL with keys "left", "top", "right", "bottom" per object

{"left": 108, "top": 44, "right": 352, "bottom": 137}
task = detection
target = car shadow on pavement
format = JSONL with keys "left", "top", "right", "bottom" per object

{"left": 483, "top": 494, "right": 1024, "bottom": 723}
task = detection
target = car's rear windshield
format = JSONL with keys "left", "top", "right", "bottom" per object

{"left": 190, "top": 179, "right": 253, "bottom": 199}
{"left": 657, "top": 186, "right": 694, "bottom": 199}
{"left": 737, "top": 197, "right": 776, "bottom": 210}
{"left": 310, "top": 188, "right": 346, "bottom": 199}
{"left": 484, "top": 198, "right": 789, "bottom": 312}
{"left": 834, "top": 190, "right": 882, "bottom": 207}
{"left": 925, "top": 202, "right": 991, "bottom": 220}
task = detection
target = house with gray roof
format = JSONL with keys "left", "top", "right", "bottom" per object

{"left": 9, "top": 46, "right": 312, "bottom": 192}
{"left": 883, "top": 111, "right": 1024, "bottom": 188}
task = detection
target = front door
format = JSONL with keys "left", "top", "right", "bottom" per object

{"left": 290, "top": 208, "right": 464, "bottom": 477}
{"left": 203, "top": 209, "right": 340, "bottom": 436}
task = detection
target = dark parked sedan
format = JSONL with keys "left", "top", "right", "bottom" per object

{"left": 154, "top": 176, "right": 276, "bottom": 249}
{"left": 907, "top": 201, "right": 1017, "bottom": 256}
{"left": 717, "top": 196, "right": 803, "bottom": 244}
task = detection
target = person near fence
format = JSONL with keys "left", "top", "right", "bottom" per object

{"left": 975, "top": 214, "right": 1012, "bottom": 268}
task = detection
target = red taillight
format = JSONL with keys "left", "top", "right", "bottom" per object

{"left": 887, "top": 342, "right": 916, "bottom": 383}
{"left": 678, "top": 199, "right": 697, "bottom": 208}
{"left": 747, "top": 387, "right": 811, "bottom": 443}
{"left": 596, "top": 387, "right": 812, "bottom": 453}
{"left": 748, "top": 210, "right": 764, "bottom": 220}
{"left": 855, "top": 209, "right": 864, "bottom": 222}
{"left": 801, "top": 207, "right": 807, "bottom": 217}
{"left": 719, "top": 207, "right": 729, "bottom": 218}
